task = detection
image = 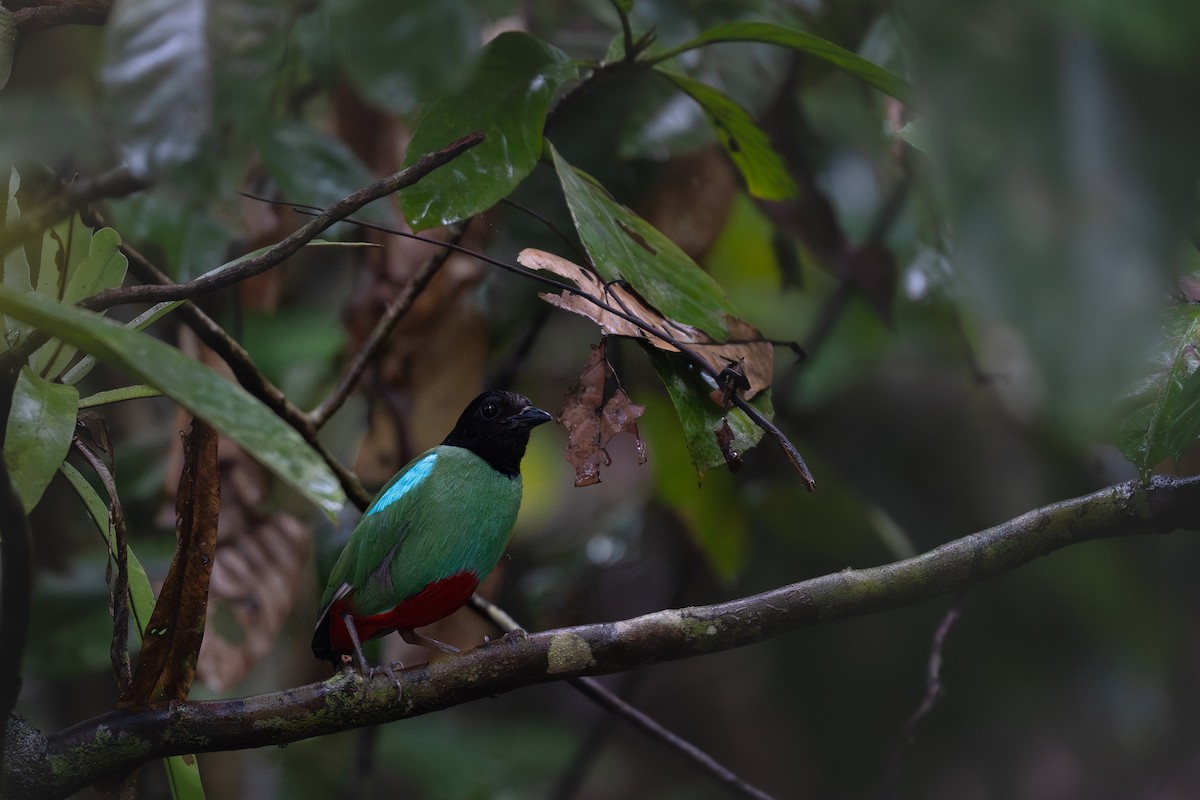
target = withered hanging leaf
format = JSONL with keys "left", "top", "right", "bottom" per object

{"left": 521, "top": 248, "right": 773, "bottom": 401}
{"left": 119, "top": 417, "right": 220, "bottom": 707}
{"left": 559, "top": 339, "right": 647, "bottom": 487}
{"left": 196, "top": 508, "right": 309, "bottom": 691}
{"left": 714, "top": 418, "right": 744, "bottom": 473}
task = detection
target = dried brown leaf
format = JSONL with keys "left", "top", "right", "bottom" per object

{"left": 559, "top": 339, "right": 646, "bottom": 487}
{"left": 521, "top": 248, "right": 774, "bottom": 400}
{"left": 714, "top": 418, "right": 744, "bottom": 473}
{"left": 119, "top": 417, "right": 219, "bottom": 707}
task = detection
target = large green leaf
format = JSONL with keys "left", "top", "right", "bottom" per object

{"left": 655, "top": 67, "right": 797, "bottom": 201}
{"left": 5, "top": 367, "right": 79, "bottom": 512}
{"left": 649, "top": 21, "right": 912, "bottom": 103}
{"left": 102, "top": 0, "right": 211, "bottom": 178}
{"left": 0, "top": 287, "right": 344, "bottom": 516}
{"left": 401, "top": 32, "right": 578, "bottom": 231}
{"left": 549, "top": 143, "right": 735, "bottom": 340}
{"left": 1117, "top": 305, "right": 1200, "bottom": 477}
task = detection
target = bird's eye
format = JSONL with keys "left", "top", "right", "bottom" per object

{"left": 481, "top": 401, "right": 499, "bottom": 419}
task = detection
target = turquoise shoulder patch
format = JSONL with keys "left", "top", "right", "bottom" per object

{"left": 365, "top": 451, "right": 438, "bottom": 517}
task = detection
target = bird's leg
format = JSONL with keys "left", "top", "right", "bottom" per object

{"left": 400, "top": 628, "right": 460, "bottom": 654}
{"left": 341, "top": 613, "right": 402, "bottom": 692}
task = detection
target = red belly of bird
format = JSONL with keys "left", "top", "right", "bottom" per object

{"left": 328, "top": 571, "right": 479, "bottom": 654}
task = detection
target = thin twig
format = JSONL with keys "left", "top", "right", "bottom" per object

{"left": 81, "top": 132, "right": 485, "bottom": 311}
{"left": 309, "top": 226, "right": 465, "bottom": 428}
{"left": 881, "top": 604, "right": 962, "bottom": 800}
{"left": 569, "top": 676, "right": 779, "bottom": 800}
{"left": 467, "top": 595, "right": 779, "bottom": 800}
{"left": 73, "top": 432, "right": 133, "bottom": 693}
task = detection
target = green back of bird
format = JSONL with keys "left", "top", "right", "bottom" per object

{"left": 319, "top": 445, "right": 523, "bottom": 616}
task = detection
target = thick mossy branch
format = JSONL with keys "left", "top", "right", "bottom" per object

{"left": 5, "top": 475, "right": 1198, "bottom": 799}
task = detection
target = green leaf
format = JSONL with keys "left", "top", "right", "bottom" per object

{"left": 655, "top": 68, "right": 798, "bottom": 201}
{"left": 331, "top": 0, "right": 477, "bottom": 116}
{"left": 401, "top": 32, "right": 578, "bottom": 231}
{"left": 3, "top": 169, "right": 32, "bottom": 351}
{"left": 1117, "top": 306, "right": 1200, "bottom": 477}
{"left": 32, "top": 226, "right": 129, "bottom": 378}
{"left": 59, "top": 462, "right": 155, "bottom": 638}
{"left": 549, "top": 142, "right": 735, "bottom": 340}
{"left": 0, "top": 7, "right": 14, "bottom": 91}
{"left": 79, "top": 384, "right": 162, "bottom": 408}
{"left": 259, "top": 124, "right": 392, "bottom": 228}
{"left": 646, "top": 349, "right": 769, "bottom": 475}
{"left": 101, "top": 0, "right": 211, "bottom": 178}
{"left": 0, "top": 287, "right": 345, "bottom": 516}
{"left": 4, "top": 367, "right": 79, "bottom": 512}
{"left": 59, "top": 239, "right": 366, "bottom": 386}
{"left": 649, "top": 21, "right": 912, "bottom": 103}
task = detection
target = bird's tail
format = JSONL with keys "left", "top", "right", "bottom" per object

{"left": 311, "top": 607, "right": 339, "bottom": 665}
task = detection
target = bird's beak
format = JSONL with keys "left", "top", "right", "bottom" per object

{"left": 514, "top": 404, "right": 553, "bottom": 427}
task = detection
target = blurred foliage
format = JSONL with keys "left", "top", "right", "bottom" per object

{"left": 5, "top": 0, "right": 1200, "bottom": 798}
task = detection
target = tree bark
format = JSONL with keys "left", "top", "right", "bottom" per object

{"left": 4, "top": 474, "right": 1198, "bottom": 799}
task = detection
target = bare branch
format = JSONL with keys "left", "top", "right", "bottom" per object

{"left": 13, "top": 0, "right": 113, "bottom": 34}
{"left": 81, "top": 132, "right": 485, "bottom": 311}
{"left": 13, "top": 475, "right": 1198, "bottom": 800}
{"left": 881, "top": 604, "right": 962, "bottom": 799}
{"left": 309, "top": 226, "right": 463, "bottom": 429}
{"left": 0, "top": 167, "right": 144, "bottom": 263}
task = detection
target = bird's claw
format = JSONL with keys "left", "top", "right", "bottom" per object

{"left": 367, "top": 663, "right": 403, "bottom": 694}
{"left": 501, "top": 627, "right": 528, "bottom": 642}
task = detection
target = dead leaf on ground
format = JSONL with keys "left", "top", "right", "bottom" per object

{"left": 559, "top": 339, "right": 647, "bottom": 487}
{"left": 119, "top": 417, "right": 219, "bottom": 707}
{"left": 520, "top": 248, "right": 773, "bottom": 401}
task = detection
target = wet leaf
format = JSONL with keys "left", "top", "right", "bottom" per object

{"left": 0, "top": 285, "right": 345, "bottom": 516}
{"left": 549, "top": 143, "right": 736, "bottom": 340}
{"left": 656, "top": 68, "right": 798, "bottom": 201}
{"left": 651, "top": 21, "right": 912, "bottom": 103}
{"left": 102, "top": 0, "right": 211, "bottom": 178}
{"left": 401, "top": 32, "right": 577, "bottom": 231}
{"left": 120, "top": 417, "right": 219, "bottom": 706}
{"left": 558, "top": 339, "right": 646, "bottom": 486}
{"left": 4, "top": 367, "right": 79, "bottom": 512}
{"left": 521, "top": 248, "right": 773, "bottom": 400}
{"left": 647, "top": 348, "right": 771, "bottom": 476}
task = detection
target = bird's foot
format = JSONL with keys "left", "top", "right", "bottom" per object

{"left": 368, "top": 663, "right": 403, "bottom": 694}
{"left": 400, "top": 628, "right": 460, "bottom": 654}
{"left": 501, "top": 627, "right": 528, "bottom": 642}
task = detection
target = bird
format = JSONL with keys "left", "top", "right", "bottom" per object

{"left": 312, "top": 390, "right": 552, "bottom": 680}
